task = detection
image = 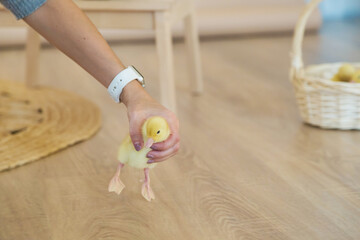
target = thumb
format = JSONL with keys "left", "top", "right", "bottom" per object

{"left": 129, "top": 117, "right": 144, "bottom": 151}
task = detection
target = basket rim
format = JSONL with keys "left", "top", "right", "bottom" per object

{"left": 292, "top": 62, "right": 360, "bottom": 93}
{"left": 291, "top": 62, "right": 360, "bottom": 96}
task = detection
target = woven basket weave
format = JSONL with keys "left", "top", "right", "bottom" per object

{"left": 290, "top": 0, "right": 360, "bottom": 130}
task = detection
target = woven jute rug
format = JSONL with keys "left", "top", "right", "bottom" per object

{"left": 0, "top": 79, "right": 101, "bottom": 172}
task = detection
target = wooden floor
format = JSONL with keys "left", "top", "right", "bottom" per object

{"left": 1, "top": 19, "right": 360, "bottom": 239}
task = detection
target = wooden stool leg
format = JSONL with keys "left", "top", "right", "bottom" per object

{"left": 184, "top": 9, "right": 203, "bottom": 95}
{"left": 155, "top": 11, "right": 177, "bottom": 113}
{"left": 25, "top": 27, "right": 41, "bottom": 87}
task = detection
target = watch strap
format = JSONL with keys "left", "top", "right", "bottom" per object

{"left": 107, "top": 66, "right": 145, "bottom": 103}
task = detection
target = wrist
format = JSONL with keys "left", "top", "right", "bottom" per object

{"left": 120, "top": 80, "right": 150, "bottom": 108}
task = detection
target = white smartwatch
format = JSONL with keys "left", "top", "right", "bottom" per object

{"left": 107, "top": 66, "right": 145, "bottom": 103}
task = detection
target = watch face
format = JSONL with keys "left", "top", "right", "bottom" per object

{"left": 130, "top": 65, "right": 145, "bottom": 87}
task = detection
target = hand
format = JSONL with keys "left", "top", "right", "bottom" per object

{"left": 121, "top": 81, "right": 180, "bottom": 163}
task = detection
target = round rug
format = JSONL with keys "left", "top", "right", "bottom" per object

{"left": 0, "top": 79, "right": 101, "bottom": 171}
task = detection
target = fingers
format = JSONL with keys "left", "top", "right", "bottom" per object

{"left": 126, "top": 98, "right": 180, "bottom": 158}
{"left": 147, "top": 142, "right": 180, "bottom": 163}
{"left": 151, "top": 113, "right": 179, "bottom": 151}
{"left": 146, "top": 110, "right": 180, "bottom": 164}
{"left": 151, "top": 132, "right": 180, "bottom": 151}
{"left": 129, "top": 114, "right": 145, "bottom": 151}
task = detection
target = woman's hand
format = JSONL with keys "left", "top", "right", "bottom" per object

{"left": 22, "top": 0, "right": 179, "bottom": 163}
{"left": 121, "top": 81, "right": 180, "bottom": 164}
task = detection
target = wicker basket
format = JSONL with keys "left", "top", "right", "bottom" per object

{"left": 290, "top": 0, "right": 360, "bottom": 130}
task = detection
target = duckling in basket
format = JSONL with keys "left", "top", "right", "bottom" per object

{"left": 332, "top": 64, "right": 356, "bottom": 82}
{"left": 108, "top": 116, "right": 170, "bottom": 201}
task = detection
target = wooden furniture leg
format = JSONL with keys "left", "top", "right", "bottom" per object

{"left": 155, "top": 11, "right": 177, "bottom": 112}
{"left": 25, "top": 27, "right": 41, "bottom": 87}
{"left": 184, "top": 8, "right": 203, "bottom": 95}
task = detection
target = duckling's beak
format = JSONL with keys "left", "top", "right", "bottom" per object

{"left": 145, "top": 138, "right": 154, "bottom": 148}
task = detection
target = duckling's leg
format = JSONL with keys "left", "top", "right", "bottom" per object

{"left": 108, "top": 163, "right": 125, "bottom": 195}
{"left": 141, "top": 168, "right": 155, "bottom": 201}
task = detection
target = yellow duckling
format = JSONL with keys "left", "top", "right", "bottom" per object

{"left": 338, "top": 64, "right": 355, "bottom": 82}
{"left": 108, "top": 116, "right": 170, "bottom": 201}
{"left": 351, "top": 70, "right": 360, "bottom": 83}
{"left": 331, "top": 74, "right": 341, "bottom": 82}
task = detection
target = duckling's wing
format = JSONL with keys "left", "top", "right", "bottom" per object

{"left": 117, "top": 135, "right": 133, "bottom": 164}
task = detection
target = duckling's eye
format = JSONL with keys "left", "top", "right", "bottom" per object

{"left": 157, "top": 130, "right": 160, "bottom": 134}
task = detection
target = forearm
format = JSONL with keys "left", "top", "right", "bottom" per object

{"left": 23, "top": 0, "right": 124, "bottom": 88}
{"left": 3, "top": 0, "right": 180, "bottom": 161}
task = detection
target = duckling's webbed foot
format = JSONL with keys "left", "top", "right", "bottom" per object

{"left": 108, "top": 163, "right": 125, "bottom": 195}
{"left": 141, "top": 168, "right": 155, "bottom": 201}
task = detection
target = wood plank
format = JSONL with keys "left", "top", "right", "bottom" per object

{"left": 0, "top": 8, "right": 26, "bottom": 27}
{"left": 169, "top": 0, "right": 192, "bottom": 25}
{"left": 75, "top": 0, "right": 173, "bottom": 11}
{"left": 155, "top": 11, "right": 177, "bottom": 112}
{"left": 84, "top": 11, "right": 154, "bottom": 29}
{"left": 184, "top": 9, "right": 203, "bottom": 94}
{"left": 25, "top": 27, "right": 41, "bottom": 87}
{"left": 0, "top": 2, "right": 157, "bottom": 29}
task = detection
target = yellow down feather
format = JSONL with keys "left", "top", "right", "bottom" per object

{"left": 117, "top": 116, "right": 170, "bottom": 169}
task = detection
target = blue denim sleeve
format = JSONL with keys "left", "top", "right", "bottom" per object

{"left": 0, "top": 0, "right": 47, "bottom": 19}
